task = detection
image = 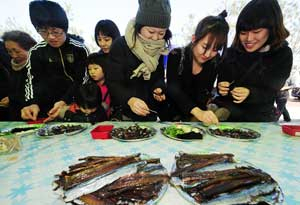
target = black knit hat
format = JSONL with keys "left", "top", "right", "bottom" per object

{"left": 135, "top": 0, "right": 171, "bottom": 28}
{"left": 29, "top": 0, "right": 68, "bottom": 32}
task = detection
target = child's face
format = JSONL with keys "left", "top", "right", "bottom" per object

{"left": 80, "top": 107, "right": 97, "bottom": 115}
{"left": 88, "top": 64, "right": 104, "bottom": 82}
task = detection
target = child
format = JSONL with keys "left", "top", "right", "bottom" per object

{"left": 86, "top": 53, "right": 111, "bottom": 118}
{"left": 58, "top": 82, "right": 107, "bottom": 123}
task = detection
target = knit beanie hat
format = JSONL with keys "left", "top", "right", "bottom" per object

{"left": 29, "top": 0, "right": 68, "bottom": 32}
{"left": 135, "top": 0, "right": 171, "bottom": 28}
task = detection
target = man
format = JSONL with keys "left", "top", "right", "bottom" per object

{"left": 21, "top": 0, "right": 89, "bottom": 121}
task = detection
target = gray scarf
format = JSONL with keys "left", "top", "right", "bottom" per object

{"left": 125, "top": 19, "right": 169, "bottom": 80}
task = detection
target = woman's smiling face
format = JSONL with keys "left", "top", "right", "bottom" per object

{"left": 239, "top": 28, "right": 269, "bottom": 52}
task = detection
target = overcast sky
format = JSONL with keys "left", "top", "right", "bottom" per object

{"left": 0, "top": 0, "right": 228, "bottom": 50}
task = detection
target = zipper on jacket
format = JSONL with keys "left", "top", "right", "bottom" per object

{"left": 59, "top": 48, "right": 74, "bottom": 82}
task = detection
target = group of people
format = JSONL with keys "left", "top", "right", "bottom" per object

{"left": 0, "top": 0, "right": 293, "bottom": 125}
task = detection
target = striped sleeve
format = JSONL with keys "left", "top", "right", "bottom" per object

{"left": 24, "top": 41, "right": 47, "bottom": 102}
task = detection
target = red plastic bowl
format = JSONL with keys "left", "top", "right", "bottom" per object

{"left": 91, "top": 125, "right": 114, "bottom": 139}
{"left": 282, "top": 125, "right": 300, "bottom": 137}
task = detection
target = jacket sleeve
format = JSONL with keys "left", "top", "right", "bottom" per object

{"left": 166, "top": 49, "right": 197, "bottom": 114}
{"left": 105, "top": 38, "right": 137, "bottom": 107}
{"left": 24, "top": 45, "right": 46, "bottom": 106}
{"left": 245, "top": 46, "right": 293, "bottom": 104}
{"left": 149, "top": 56, "right": 166, "bottom": 94}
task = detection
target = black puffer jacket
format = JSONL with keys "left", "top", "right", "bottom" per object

{"left": 216, "top": 42, "right": 293, "bottom": 122}
{"left": 24, "top": 35, "right": 89, "bottom": 117}
{"left": 166, "top": 45, "right": 219, "bottom": 119}
{"left": 106, "top": 36, "right": 166, "bottom": 121}
{"left": 8, "top": 67, "right": 28, "bottom": 120}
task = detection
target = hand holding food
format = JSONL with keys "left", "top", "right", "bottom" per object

{"left": 153, "top": 88, "right": 166, "bottom": 102}
{"left": 44, "top": 100, "right": 66, "bottom": 122}
{"left": 0, "top": 96, "right": 9, "bottom": 107}
{"left": 191, "top": 107, "right": 219, "bottom": 125}
{"left": 218, "top": 81, "right": 230, "bottom": 96}
{"left": 21, "top": 104, "right": 40, "bottom": 121}
{"left": 231, "top": 87, "right": 250, "bottom": 103}
{"left": 128, "top": 97, "right": 150, "bottom": 116}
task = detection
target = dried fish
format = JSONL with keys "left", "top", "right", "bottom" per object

{"left": 53, "top": 154, "right": 169, "bottom": 204}
{"left": 171, "top": 152, "right": 284, "bottom": 205}
{"left": 172, "top": 153, "right": 235, "bottom": 178}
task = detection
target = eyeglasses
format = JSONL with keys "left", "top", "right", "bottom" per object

{"left": 37, "top": 29, "right": 64, "bottom": 38}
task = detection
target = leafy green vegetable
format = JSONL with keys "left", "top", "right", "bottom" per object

{"left": 163, "top": 125, "right": 185, "bottom": 138}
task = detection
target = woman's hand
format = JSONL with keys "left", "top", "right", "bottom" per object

{"left": 191, "top": 107, "right": 219, "bottom": 125}
{"left": 128, "top": 97, "right": 150, "bottom": 116}
{"left": 44, "top": 100, "right": 66, "bottom": 122}
{"left": 0, "top": 97, "right": 9, "bottom": 107}
{"left": 153, "top": 88, "right": 166, "bottom": 102}
{"left": 231, "top": 87, "right": 250, "bottom": 103}
{"left": 218, "top": 81, "right": 230, "bottom": 96}
{"left": 58, "top": 105, "right": 70, "bottom": 119}
{"left": 21, "top": 104, "right": 40, "bottom": 120}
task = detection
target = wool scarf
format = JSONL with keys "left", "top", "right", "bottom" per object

{"left": 11, "top": 59, "right": 26, "bottom": 71}
{"left": 125, "top": 19, "right": 168, "bottom": 80}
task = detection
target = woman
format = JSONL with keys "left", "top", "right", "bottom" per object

{"left": 106, "top": 0, "right": 171, "bottom": 121}
{"left": 216, "top": 0, "right": 292, "bottom": 122}
{"left": 94, "top": 19, "right": 120, "bottom": 54}
{"left": 2, "top": 30, "right": 36, "bottom": 120}
{"left": 166, "top": 11, "right": 229, "bottom": 125}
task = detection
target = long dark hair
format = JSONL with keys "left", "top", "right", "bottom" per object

{"left": 232, "top": 0, "right": 289, "bottom": 50}
{"left": 94, "top": 19, "right": 121, "bottom": 46}
{"left": 191, "top": 10, "right": 229, "bottom": 58}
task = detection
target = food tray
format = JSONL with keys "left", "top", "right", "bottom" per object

{"left": 170, "top": 152, "right": 284, "bottom": 205}
{"left": 160, "top": 123, "right": 205, "bottom": 141}
{"left": 37, "top": 123, "right": 88, "bottom": 138}
{"left": 0, "top": 124, "right": 45, "bottom": 137}
{"left": 53, "top": 153, "right": 169, "bottom": 204}
{"left": 111, "top": 124, "right": 156, "bottom": 142}
{"left": 207, "top": 125, "right": 261, "bottom": 141}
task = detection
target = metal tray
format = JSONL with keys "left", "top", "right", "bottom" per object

{"left": 111, "top": 124, "right": 156, "bottom": 142}
{"left": 160, "top": 123, "right": 205, "bottom": 141}
{"left": 36, "top": 123, "right": 88, "bottom": 138}
{"left": 0, "top": 124, "right": 45, "bottom": 137}
{"left": 170, "top": 152, "right": 284, "bottom": 205}
{"left": 207, "top": 125, "right": 261, "bottom": 141}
